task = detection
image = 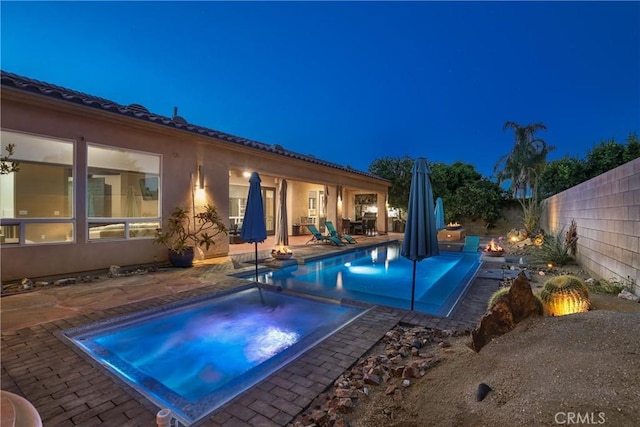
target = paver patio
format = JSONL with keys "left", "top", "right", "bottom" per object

{"left": 1, "top": 234, "right": 500, "bottom": 426}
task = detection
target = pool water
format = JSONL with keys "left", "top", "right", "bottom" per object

{"left": 257, "top": 242, "right": 481, "bottom": 316}
{"left": 63, "top": 287, "right": 364, "bottom": 425}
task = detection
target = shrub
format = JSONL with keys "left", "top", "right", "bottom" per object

{"left": 540, "top": 275, "right": 590, "bottom": 316}
{"left": 527, "top": 227, "right": 575, "bottom": 266}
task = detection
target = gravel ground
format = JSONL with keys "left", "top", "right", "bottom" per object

{"left": 342, "top": 293, "right": 640, "bottom": 427}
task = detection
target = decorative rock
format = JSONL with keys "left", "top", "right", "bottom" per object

{"left": 54, "top": 278, "right": 76, "bottom": 286}
{"left": 337, "top": 398, "right": 353, "bottom": 413}
{"left": 384, "top": 384, "right": 397, "bottom": 395}
{"left": 402, "top": 379, "right": 411, "bottom": 388}
{"left": 469, "top": 300, "right": 515, "bottom": 352}
{"left": 109, "top": 265, "right": 121, "bottom": 277}
{"left": 507, "top": 271, "right": 544, "bottom": 323}
{"left": 411, "top": 338, "right": 422, "bottom": 348}
{"left": 618, "top": 290, "right": 640, "bottom": 302}
{"left": 312, "top": 408, "right": 328, "bottom": 423}
{"left": 469, "top": 271, "right": 542, "bottom": 352}
{"left": 21, "top": 278, "right": 34, "bottom": 290}
{"left": 363, "top": 374, "right": 381, "bottom": 386}
{"left": 476, "top": 383, "right": 492, "bottom": 401}
{"left": 334, "top": 388, "right": 353, "bottom": 398}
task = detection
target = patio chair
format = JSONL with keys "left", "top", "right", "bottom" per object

{"left": 462, "top": 235, "right": 480, "bottom": 252}
{"left": 305, "top": 224, "right": 345, "bottom": 246}
{"left": 325, "top": 220, "right": 357, "bottom": 244}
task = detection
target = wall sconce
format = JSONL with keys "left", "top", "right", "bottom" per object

{"left": 197, "top": 165, "right": 204, "bottom": 189}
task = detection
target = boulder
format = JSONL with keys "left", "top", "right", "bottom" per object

{"left": 618, "top": 290, "right": 640, "bottom": 302}
{"left": 469, "top": 271, "right": 542, "bottom": 352}
{"left": 508, "top": 271, "right": 543, "bottom": 323}
{"left": 469, "top": 300, "right": 515, "bottom": 352}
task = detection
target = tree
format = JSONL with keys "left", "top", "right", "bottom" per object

{"left": 586, "top": 132, "right": 640, "bottom": 177}
{"left": 430, "top": 161, "right": 482, "bottom": 200}
{"left": 539, "top": 156, "right": 588, "bottom": 198}
{"left": 495, "top": 121, "right": 553, "bottom": 199}
{"left": 1, "top": 144, "right": 20, "bottom": 175}
{"left": 430, "top": 161, "right": 483, "bottom": 223}
{"left": 448, "top": 179, "right": 504, "bottom": 229}
{"left": 368, "top": 156, "right": 414, "bottom": 216}
{"left": 495, "top": 121, "right": 554, "bottom": 232}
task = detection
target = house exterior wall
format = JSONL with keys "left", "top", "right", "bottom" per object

{"left": 1, "top": 88, "right": 389, "bottom": 282}
{"left": 540, "top": 158, "right": 640, "bottom": 294}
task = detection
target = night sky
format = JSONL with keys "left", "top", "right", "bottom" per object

{"left": 2, "top": 1, "right": 638, "bottom": 178}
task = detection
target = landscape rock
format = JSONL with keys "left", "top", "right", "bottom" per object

{"left": 469, "top": 271, "right": 542, "bottom": 352}
{"left": 618, "top": 290, "right": 640, "bottom": 302}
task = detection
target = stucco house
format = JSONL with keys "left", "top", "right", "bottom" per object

{"left": 0, "top": 71, "right": 391, "bottom": 282}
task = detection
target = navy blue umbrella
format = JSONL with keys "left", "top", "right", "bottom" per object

{"left": 401, "top": 158, "right": 440, "bottom": 311}
{"left": 241, "top": 172, "right": 268, "bottom": 281}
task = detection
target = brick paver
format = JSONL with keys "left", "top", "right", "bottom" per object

{"left": 1, "top": 244, "right": 499, "bottom": 426}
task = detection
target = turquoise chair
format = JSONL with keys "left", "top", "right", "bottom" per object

{"left": 462, "top": 235, "right": 480, "bottom": 252}
{"left": 305, "top": 224, "right": 345, "bottom": 246}
{"left": 325, "top": 220, "right": 357, "bottom": 244}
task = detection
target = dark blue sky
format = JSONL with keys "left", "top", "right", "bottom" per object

{"left": 2, "top": 1, "right": 638, "bottom": 178}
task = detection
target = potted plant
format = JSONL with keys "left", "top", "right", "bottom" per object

{"left": 155, "top": 204, "right": 228, "bottom": 267}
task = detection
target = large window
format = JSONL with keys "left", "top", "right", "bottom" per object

{"left": 0, "top": 130, "right": 74, "bottom": 245}
{"left": 87, "top": 144, "right": 160, "bottom": 240}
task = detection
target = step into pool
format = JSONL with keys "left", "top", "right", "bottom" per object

{"left": 62, "top": 286, "right": 365, "bottom": 425}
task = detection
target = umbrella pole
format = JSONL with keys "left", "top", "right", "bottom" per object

{"left": 411, "top": 260, "right": 417, "bottom": 311}
{"left": 254, "top": 242, "right": 259, "bottom": 282}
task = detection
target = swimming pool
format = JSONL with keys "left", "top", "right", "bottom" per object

{"left": 255, "top": 242, "right": 481, "bottom": 316}
{"left": 63, "top": 286, "right": 365, "bottom": 425}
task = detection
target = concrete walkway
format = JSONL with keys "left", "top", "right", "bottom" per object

{"left": 1, "top": 233, "right": 501, "bottom": 426}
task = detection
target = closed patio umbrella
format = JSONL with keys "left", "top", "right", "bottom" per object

{"left": 274, "top": 179, "right": 289, "bottom": 246}
{"left": 240, "top": 172, "right": 268, "bottom": 282}
{"left": 401, "top": 158, "right": 440, "bottom": 311}
{"left": 434, "top": 197, "right": 445, "bottom": 231}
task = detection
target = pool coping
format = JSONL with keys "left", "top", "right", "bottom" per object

{"left": 1, "top": 258, "right": 501, "bottom": 426}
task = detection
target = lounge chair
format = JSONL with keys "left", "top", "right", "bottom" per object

{"left": 325, "top": 220, "right": 357, "bottom": 244}
{"left": 462, "top": 235, "right": 480, "bottom": 252}
{"left": 305, "top": 224, "right": 345, "bottom": 246}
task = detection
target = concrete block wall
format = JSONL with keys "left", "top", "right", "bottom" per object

{"left": 540, "top": 157, "right": 640, "bottom": 295}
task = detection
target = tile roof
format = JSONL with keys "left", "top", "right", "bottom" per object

{"left": 1, "top": 70, "right": 387, "bottom": 181}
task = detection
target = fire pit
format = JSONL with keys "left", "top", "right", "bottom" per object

{"left": 445, "top": 222, "right": 461, "bottom": 231}
{"left": 482, "top": 238, "right": 504, "bottom": 257}
{"left": 271, "top": 246, "right": 293, "bottom": 260}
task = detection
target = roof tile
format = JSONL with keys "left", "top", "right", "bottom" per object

{"left": 1, "top": 70, "right": 386, "bottom": 181}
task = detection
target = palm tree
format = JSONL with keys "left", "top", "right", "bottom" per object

{"left": 495, "top": 121, "right": 555, "bottom": 232}
{"left": 495, "top": 122, "right": 554, "bottom": 199}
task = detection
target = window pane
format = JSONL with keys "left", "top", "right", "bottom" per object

{"left": 24, "top": 222, "right": 73, "bottom": 244}
{"left": 89, "top": 222, "right": 125, "bottom": 239}
{"left": 130, "top": 221, "right": 160, "bottom": 239}
{"left": 88, "top": 221, "right": 160, "bottom": 240}
{"left": 0, "top": 223, "right": 20, "bottom": 244}
{"left": 1, "top": 131, "right": 74, "bottom": 219}
{"left": 87, "top": 145, "right": 160, "bottom": 219}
